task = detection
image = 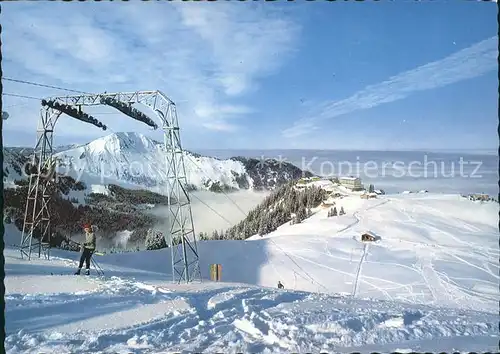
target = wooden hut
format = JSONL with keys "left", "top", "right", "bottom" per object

{"left": 361, "top": 233, "right": 376, "bottom": 242}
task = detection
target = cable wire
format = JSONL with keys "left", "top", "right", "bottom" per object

{"left": 4, "top": 102, "right": 35, "bottom": 109}
{"left": 188, "top": 192, "right": 235, "bottom": 227}
{"left": 185, "top": 154, "right": 249, "bottom": 217}
{"left": 3, "top": 77, "right": 90, "bottom": 94}
{"left": 3, "top": 93, "right": 42, "bottom": 100}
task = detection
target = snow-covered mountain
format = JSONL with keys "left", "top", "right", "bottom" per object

{"left": 3, "top": 148, "right": 28, "bottom": 188}
{"left": 3, "top": 132, "right": 311, "bottom": 193}
{"left": 53, "top": 132, "right": 250, "bottom": 192}
{"left": 54, "top": 143, "right": 84, "bottom": 153}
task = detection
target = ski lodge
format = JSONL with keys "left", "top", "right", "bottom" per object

{"left": 339, "top": 176, "right": 363, "bottom": 191}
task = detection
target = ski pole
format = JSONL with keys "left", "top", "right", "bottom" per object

{"left": 91, "top": 257, "right": 104, "bottom": 276}
{"left": 92, "top": 259, "right": 103, "bottom": 276}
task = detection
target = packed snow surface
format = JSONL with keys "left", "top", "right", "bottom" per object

{"left": 4, "top": 192, "right": 499, "bottom": 353}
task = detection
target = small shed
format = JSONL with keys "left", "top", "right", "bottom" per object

{"left": 321, "top": 196, "right": 336, "bottom": 207}
{"left": 361, "top": 233, "right": 376, "bottom": 242}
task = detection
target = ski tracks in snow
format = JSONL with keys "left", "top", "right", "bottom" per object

{"left": 322, "top": 199, "right": 389, "bottom": 299}
{"left": 6, "top": 281, "right": 309, "bottom": 353}
{"left": 352, "top": 243, "right": 368, "bottom": 297}
{"left": 5, "top": 277, "right": 498, "bottom": 353}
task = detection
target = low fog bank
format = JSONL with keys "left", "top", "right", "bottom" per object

{"left": 77, "top": 189, "right": 270, "bottom": 251}
{"left": 6, "top": 190, "right": 269, "bottom": 254}
{"left": 148, "top": 190, "right": 270, "bottom": 237}
{"left": 192, "top": 189, "right": 270, "bottom": 233}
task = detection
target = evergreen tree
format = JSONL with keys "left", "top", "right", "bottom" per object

{"left": 298, "top": 192, "right": 307, "bottom": 209}
{"left": 339, "top": 206, "right": 345, "bottom": 215}
{"left": 222, "top": 180, "right": 329, "bottom": 238}
{"left": 296, "top": 205, "right": 307, "bottom": 223}
{"left": 258, "top": 221, "right": 266, "bottom": 235}
{"left": 332, "top": 206, "right": 338, "bottom": 216}
{"left": 171, "top": 236, "right": 181, "bottom": 246}
{"left": 258, "top": 213, "right": 268, "bottom": 235}
{"left": 145, "top": 230, "right": 167, "bottom": 250}
{"left": 242, "top": 222, "right": 251, "bottom": 239}
{"left": 369, "top": 184, "right": 375, "bottom": 193}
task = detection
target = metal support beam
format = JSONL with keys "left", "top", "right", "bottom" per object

{"left": 161, "top": 104, "right": 202, "bottom": 284}
{"left": 20, "top": 108, "right": 60, "bottom": 260}
{"left": 19, "top": 90, "right": 202, "bottom": 284}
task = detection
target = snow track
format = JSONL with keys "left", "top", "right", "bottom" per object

{"left": 259, "top": 194, "right": 497, "bottom": 312}
{"left": 5, "top": 277, "right": 498, "bottom": 353}
{"left": 352, "top": 243, "right": 368, "bottom": 297}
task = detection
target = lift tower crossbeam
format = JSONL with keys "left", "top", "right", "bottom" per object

{"left": 20, "top": 90, "right": 202, "bottom": 284}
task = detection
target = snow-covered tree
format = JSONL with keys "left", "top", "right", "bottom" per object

{"left": 199, "top": 232, "right": 209, "bottom": 241}
{"left": 223, "top": 181, "right": 327, "bottom": 238}
{"left": 258, "top": 217, "right": 267, "bottom": 235}
{"left": 212, "top": 230, "right": 221, "bottom": 240}
{"left": 296, "top": 205, "right": 307, "bottom": 223}
{"left": 145, "top": 229, "right": 167, "bottom": 250}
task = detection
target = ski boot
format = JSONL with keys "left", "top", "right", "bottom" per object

{"left": 74, "top": 268, "right": 81, "bottom": 275}
{"left": 85, "top": 269, "right": 90, "bottom": 276}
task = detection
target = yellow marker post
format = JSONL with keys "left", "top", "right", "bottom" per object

{"left": 210, "top": 264, "right": 222, "bottom": 281}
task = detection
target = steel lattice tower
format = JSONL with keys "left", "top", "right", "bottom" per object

{"left": 20, "top": 107, "right": 61, "bottom": 260}
{"left": 19, "top": 90, "right": 202, "bottom": 283}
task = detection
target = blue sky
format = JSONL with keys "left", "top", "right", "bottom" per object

{"left": 2, "top": 1, "right": 497, "bottom": 150}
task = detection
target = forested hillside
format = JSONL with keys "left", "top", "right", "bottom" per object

{"left": 4, "top": 177, "right": 168, "bottom": 248}
{"left": 201, "top": 181, "right": 327, "bottom": 240}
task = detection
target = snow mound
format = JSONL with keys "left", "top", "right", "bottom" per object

{"left": 4, "top": 257, "right": 498, "bottom": 353}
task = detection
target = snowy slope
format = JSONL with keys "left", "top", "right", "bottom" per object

{"left": 4, "top": 191, "right": 499, "bottom": 353}
{"left": 3, "top": 148, "right": 28, "bottom": 188}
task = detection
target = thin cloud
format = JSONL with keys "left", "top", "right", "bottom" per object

{"left": 2, "top": 2, "right": 299, "bottom": 145}
{"left": 282, "top": 36, "right": 498, "bottom": 139}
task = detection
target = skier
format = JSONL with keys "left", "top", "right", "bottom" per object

{"left": 74, "top": 223, "right": 96, "bottom": 275}
{"left": 277, "top": 281, "right": 284, "bottom": 289}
